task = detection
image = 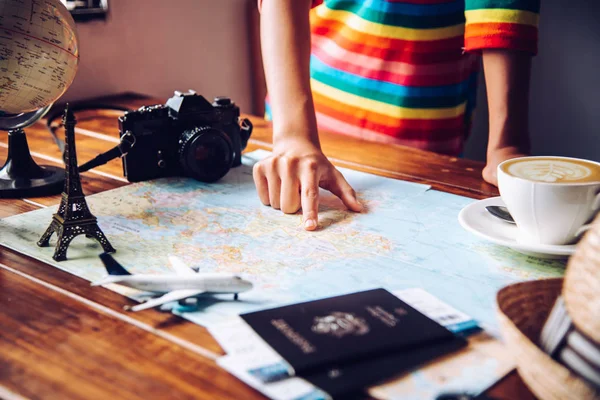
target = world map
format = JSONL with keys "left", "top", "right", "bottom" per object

{"left": 0, "top": 150, "right": 566, "bottom": 334}
{"left": 0, "top": 0, "right": 79, "bottom": 114}
{"left": 0, "top": 150, "right": 567, "bottom": 398}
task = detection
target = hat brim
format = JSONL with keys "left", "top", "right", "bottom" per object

{"left": 496, "top": 278, "right": 599, "bottom": 400}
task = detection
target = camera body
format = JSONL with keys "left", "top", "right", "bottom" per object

{"left": 118, "top": 91, "right": 252, "bottom": 183}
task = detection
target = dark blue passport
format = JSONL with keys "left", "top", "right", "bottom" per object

{"left": 241, "top": 288, "right": 464, "bottom": 375}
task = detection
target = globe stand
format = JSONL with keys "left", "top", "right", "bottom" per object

{"left": 0, "top": 105, "right": 65, "bottom": 199}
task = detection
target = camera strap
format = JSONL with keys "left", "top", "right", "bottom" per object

{"left": 78, "top": 132, "right": 136, "bottom": 173}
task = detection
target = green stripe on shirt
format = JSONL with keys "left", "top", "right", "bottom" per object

{"left": 465, "top": 0, "right": 540, "bottom": 13}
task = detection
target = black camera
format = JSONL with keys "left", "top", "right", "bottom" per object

{"left": 118, "top": 90, "right": 252, "bottom": 183}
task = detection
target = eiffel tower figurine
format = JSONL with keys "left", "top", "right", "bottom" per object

{"left": 37, "top": 104, "right": 115, "bottom": 261}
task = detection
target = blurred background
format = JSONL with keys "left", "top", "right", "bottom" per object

{"left": 61, "top": 0, "right": 600, "bottom": 162}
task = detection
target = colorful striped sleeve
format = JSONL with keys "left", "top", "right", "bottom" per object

{"left": 464, "top": 0, "right": 540, "bottom": 54}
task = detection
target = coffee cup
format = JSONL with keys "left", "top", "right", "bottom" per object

{"left": 497, "top": 156, "right": 600, "bottom": 246}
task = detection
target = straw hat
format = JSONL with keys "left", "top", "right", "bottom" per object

{"left": 496, "top": 215, "right": 600, "bottom": 400}
{"left": 563, "top": 216, "right": 600, "bottom": 344}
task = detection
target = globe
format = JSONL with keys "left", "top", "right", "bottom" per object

{"left": 0, "top": 0, "right": 79, "bottom": 115}
{"left": 0, "top": 0, "right": 79, "bottom": 198}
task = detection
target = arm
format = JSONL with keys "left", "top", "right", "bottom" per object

{"left": 260, "top": 0, "right": 318, "bottom": 146}
{"left": 481, "top": 49, "right": 532, "bottom": 185}
{"left": 253, "top": 0, "right": 362, "bottom": 230}
{"left": 464, "top": 0, "right": 540, "bottom": 185}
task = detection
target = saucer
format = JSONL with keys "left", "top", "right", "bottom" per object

{"left": 458, "top": 197, "right": 576, "bottom": 259}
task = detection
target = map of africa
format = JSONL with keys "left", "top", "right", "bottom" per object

{"left": 0, "top": 0, "right": 79, "bottom": 114}
{"left": 0, "top": 150, "right": 566, "bottom": 334}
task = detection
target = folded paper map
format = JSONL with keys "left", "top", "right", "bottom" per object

{"left": 0, "top": 150, "right": 566, "bottom": 398}
{"left": 0, "top": 150, "right": 565, "bottom": 333}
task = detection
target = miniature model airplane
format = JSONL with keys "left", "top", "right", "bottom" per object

{"left": 92, "top": 253, "right": 253, "bottom": 312}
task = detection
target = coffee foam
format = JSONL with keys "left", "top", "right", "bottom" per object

{"left": 501, "top": 157, "right": 600, "bottom": 183}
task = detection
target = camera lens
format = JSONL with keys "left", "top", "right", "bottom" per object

{"left": 178, "top": 127, "right": 233, "bottom": 182}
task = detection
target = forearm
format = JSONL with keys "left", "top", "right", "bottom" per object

{"left": 260, "top": 0, "right": 319, "bottom": 147}
{"left": 482, "top": 49, "right": 532, "bottom": 156}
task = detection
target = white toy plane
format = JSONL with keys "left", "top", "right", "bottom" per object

{"left": 93, "top": 253, "right": 253, "bottom": 312}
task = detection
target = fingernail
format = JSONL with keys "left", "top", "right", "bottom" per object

{"left": 304, "top": 219, "right": 317, "bottom": 230}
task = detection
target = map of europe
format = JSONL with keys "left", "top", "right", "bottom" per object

{"left": 0, "top": 150, "right": 566, "bottom": 334}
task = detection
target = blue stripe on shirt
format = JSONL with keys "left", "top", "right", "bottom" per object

{"left": 311, "top": 55, "right": 472, "bottom": 98}
{"left": 324, "top": 0, "right": 464, "bottom": 16}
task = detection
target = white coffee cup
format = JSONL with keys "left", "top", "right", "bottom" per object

{"left": 497, "top": 156, "right": 600, "bottom": 246}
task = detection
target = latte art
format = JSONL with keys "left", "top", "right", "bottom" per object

{"left": 509, "top": 161, "right": 591, "bottom": 182}
{"left": 501, "top": 157, "right": 600, "bottom": 184}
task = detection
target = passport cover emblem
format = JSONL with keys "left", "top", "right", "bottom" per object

{"left": 311, "top": 312, "right": 370, "bottom": 338}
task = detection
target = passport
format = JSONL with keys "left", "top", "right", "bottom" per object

{"left": 303, "top": 335, "right": 467, "bottom": 399}
{"left": 241, "top": 289, "right": 464, "bottom": 376}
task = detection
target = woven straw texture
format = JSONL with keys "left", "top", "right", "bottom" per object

{"left": 497, "top": 278, "right": 600, "bottom": 400}
{"left": 564, "top": 214, "right": 600, "bottom": 345}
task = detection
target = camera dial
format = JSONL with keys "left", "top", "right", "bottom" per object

{"left": 178, "top": 126, "right": 233, "bottom": 183}
{"left": 213, "top": 97, "right": 232, "bottom": 107}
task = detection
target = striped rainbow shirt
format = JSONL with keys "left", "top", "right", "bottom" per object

{"left": 262, "top": 0, "right": 539, "bottom": 156}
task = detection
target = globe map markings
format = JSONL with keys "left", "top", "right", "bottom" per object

{"left": 0, "top": 0, "right": 79, "bottom": 114}
{"left": 0, "top": 0, "right": 79, "bottom": 198}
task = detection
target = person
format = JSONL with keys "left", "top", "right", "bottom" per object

{"left": 253, "top": 0, "right": 538, "bottom": 231}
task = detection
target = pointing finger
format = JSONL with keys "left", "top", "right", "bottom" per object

{"left": 300, "top": 162, "right": 320, "bottom": 231}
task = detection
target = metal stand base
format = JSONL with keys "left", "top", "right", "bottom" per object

{"left": 0, "top": 128, "right": 65, "bottom": 198}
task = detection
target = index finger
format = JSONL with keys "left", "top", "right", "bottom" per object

{"left": 300, "top": 166, "right": 319, "bottom": 231}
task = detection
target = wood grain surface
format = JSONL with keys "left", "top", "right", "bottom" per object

{"left": 0, "top": 94, "right": 534, "bottom": 400}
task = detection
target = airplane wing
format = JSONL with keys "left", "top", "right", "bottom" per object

{"left": 168, "top": 255, "right": 197, "bottom": 276}
{"left": 90, "top": 276, "right": 129, "bottom": 286}
{"left": 127, "top": 289, "right": 205, "bottom": 312}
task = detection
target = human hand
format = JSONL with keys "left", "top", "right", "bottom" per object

{"left": 483, "top": 146, "right": 528, "bottom": 186}
{"left": 252, "top": 137, "right": 363, "bottom": 231}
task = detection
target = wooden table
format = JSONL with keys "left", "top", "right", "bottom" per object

{"left": 0, "top": 94, "right": 536, "bottom": 399}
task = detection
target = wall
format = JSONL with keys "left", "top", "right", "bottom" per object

{"left": 62, "top": 0, "right": 255, "bottom": 112}
{"left": 464, "top": 0, "right": 600, "bottom": 162}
